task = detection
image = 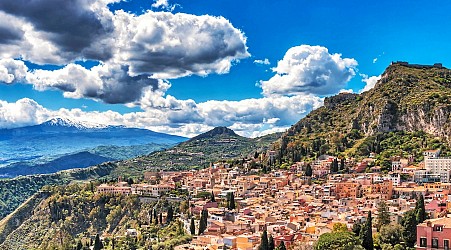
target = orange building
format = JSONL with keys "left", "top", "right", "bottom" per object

{"left": 333, "top": 182, "right": 361, "bottom": 198}
{"left": 362, "top": 180, "right": 393, "bottom": 200}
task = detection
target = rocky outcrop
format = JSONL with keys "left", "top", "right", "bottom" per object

{"left": 397, "top": 105, "right": 451, "bottom": 142}
{"left": 324, "top": 92, "right": 358, "bottom": 109}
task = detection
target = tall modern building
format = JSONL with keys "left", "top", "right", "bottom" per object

{"left": 415, "top": 150, "right": 451, "bottom": 183}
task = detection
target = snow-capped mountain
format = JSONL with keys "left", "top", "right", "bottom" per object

{"left": 0, "top": 118, "right": 187, "bottom": 177}
{"left": 41, "top": 117, "right": 111, "bottom": 130}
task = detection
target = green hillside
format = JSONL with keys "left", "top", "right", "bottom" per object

{"left": 275, "top": 63, "right": 451, "bottom": 169}
{"left": 0, "top": 183, "right": 190, "bottom": 249}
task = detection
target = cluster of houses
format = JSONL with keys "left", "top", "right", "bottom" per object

{"left": 96, "top": 149, "right": 451, "bottom": 249}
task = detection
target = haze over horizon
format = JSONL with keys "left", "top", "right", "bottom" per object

{"left": 0, "top": 0, "right": 450, "bottom": 138}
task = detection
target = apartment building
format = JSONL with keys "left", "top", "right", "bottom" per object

{"left": 416, "top": 217, "right": 451, "bottom": 250}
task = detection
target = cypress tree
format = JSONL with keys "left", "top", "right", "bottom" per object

{"left": 305, "top": 164, "right": 312, "bottom": 177}
{"left": 259, "top": 230, "right": 268, "bottom": 250}
{"left": 211, "top": 191, "right": 216, "bottom": 202}
{"left": 76, "top": 241, "right": 83, "bottom": 250}
{"left": 331, "top": 158, "right": 339, "bottom": 173}
{"left": 93, "top": 234, "right": 103, "bottom": 250}
{"left": 278, "top": 241, "right": 286, "bottom": 250}
{"left": 198, "top": 209, "right": 208, "bottom": 235}
{"left": 228, "top": 192, "right": 236, "bottom": 210}
{"left": 159, "top": 213, "right": 163, "bottom": 225}
{"left": 190, "top": 217, "right": 196, "bottom": 235}
{"left": 415, "top": 194, "right": 426, "bottom": 223}
{"left": 268, "top": 234, "right": 275, "bottom": 250}
{"left": 153, "top": 209, "right": 158, "bottom": 224}
{"left": 360, "top": 211, "right": 373, "bottom": 250}
{"left": 167, "top": 206, "right": 174, "bottom": 223}
{"left": 154, "top": 210, "right": 159, "bottom": 225}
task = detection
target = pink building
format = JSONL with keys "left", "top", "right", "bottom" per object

{"left": 416, "top": 217, "right": 451, "bottom": 249}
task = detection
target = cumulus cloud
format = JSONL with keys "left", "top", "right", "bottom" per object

{"left": 151, "top": 0, "right": 178, "bottom": 11}
{"left": 152, "top": 0, "right": 169, "bottom": 8}
{"left": 360, "top": 74, "right": 381, "bottom": 93}
{"left": 254, "top": 58, "right": 270, "bottom": 65}
{"left": 0, "top": 3, "right": 249, "bottom": 105}
{"left": 0, "top": 2, "right": 249, "bottom": 74}
{"left": 0, "top": 59, "right": 28, "bottom": 84}
{"left": 27, "top": 63, "right": 162, "bottom": 104}
{"left": 113, "top": 10, "right": 249, "bottom": 78}
{"left": 0, "top": 0, "right": 114, "bottom": 61}
{"left": 0, "top": 98, "right": 51, "bottom": 128}
{"left": 198, "top": 95, "right": 322, "bottom": 127}
{"left": 259, "top": 45, "right": 357, "bottom": 96}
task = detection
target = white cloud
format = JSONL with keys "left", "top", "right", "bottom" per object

{"left": 151, "top": 0, "right": 178, "bottom": 11}
{"left": 0, "top": 98, "right": 50, "bottom": 128}
{"left": 339, "top": 89, "right": 354, "bottom": 94}
{"left": 259, "top": 45, "right": 357, "bottom": 96}
{"left": 113, "top": 10, "right": 249, "bottom": 78}
{"left": 26, "top": 63, "right": 161, "bottom": 104}
{"left": 0, "top": 4, "right": 250, "bottom": 105}
{"left": 360, "top": 74, "right": 381, "bottom": 93}
{"left": 254, "top": 58, "right": 270, "bottom": 65}
{"left": 0, "top": 94, "right": 323, "bottom": 138}
{"left": 152, "top": 0, "right": 169, "bottom": 8}
{"left": 197, "top": 95, "right": 322, "bottom": 127}
{"left": 372, "top": 52, "right": 385, "bottom": 64}
{"left": 0, "top": 58, "right": 28, "bottom": 84}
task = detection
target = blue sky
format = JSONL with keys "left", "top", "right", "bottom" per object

{"left": 0, "top": 0, "right": 450, "bottom": 137}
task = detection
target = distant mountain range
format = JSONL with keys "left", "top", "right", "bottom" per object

{"left": 0, "top": 117, "right": 187, "bottom": 177}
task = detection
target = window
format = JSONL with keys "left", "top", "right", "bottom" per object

{"left": 445, "top": 239, "right": 449, "bottom": 250}
{"left": 432, "top": 238, "right": 439, "bottom": 248}
{"left": 420, "top": 237, "right": 427, "bottom": 247}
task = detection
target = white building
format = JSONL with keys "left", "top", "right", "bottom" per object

{"left": 414, "top": 150, "right": 451, "bottom": 183}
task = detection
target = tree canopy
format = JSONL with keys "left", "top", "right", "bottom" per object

{"left": 315, "top": 231, "right": 363, "bottom": 250}
{"left": 376, "top": 200, "right": 390, "bottom": 231}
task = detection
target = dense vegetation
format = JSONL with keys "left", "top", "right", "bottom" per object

{"left": 275, "top": 64, "right": 451, "bottom": 169}
{"left": 0, "top": 163, "right": 116, "bottom": 219}
{"left": 0, "top": 182, "right": 190, "bottom": 249}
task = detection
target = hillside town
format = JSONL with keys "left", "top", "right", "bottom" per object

{"left": 96, "top": 149, "right": 451, "bottom": 249}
